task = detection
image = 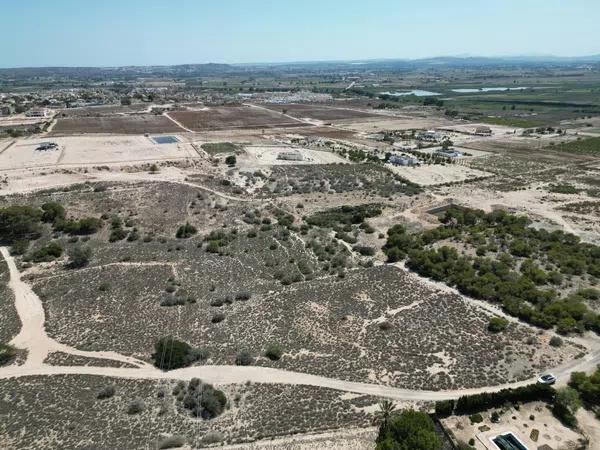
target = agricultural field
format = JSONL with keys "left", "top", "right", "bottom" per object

{"left": 51, "top": 114, "right": 183, "bottom": 135}
{"left": 263, "top": 103, "right": 382, "bottom": 121}
{"left": 169, "top": 106, "right": 304, "bottom": 131}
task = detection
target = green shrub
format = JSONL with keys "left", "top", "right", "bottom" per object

{"left": 109, "top": 227, "right": 127, "bottom": 242}
{"left": 152, "top": 337, "right": 204, "bottom": 371}
{"left": 0, "top": 205, "right": 43, "bottom": 244}
{"left": 10, "top": 239, "right": 29, "bottom": 256}
{"left": 96, "top": 384, "right": 116, "bottom": 400}
{"left": 41, "top": 202, "right": 65, "bottom": 223}
{"left": 235, "top": 350, "right": 253, "bottom": 366}
{"left": 469, "top": 413, "right": 484, "bottom": 424}
{"left": 67, "top": 245, "right": 92, "bottom": 268}
{"left": 487, "top": 317, "right": 509, "bottom": 333}
{"left": 0, "top": 344, "right": 17, "bottom": 366}
{"left": 434, "top": 400, "right": 454, "bottom": 417}
{"left": 549, "top": 336, "right": 563, "bottom": 347}
{"left": 265, "top": 343, "right": 284, "bottom": 361}
{"left": 31, "top": 241, "right": 63, "bottom": 262}
{"left": 376, "top": 409, "right": 441, "bottom": 450}
{"left": 127, "top": 397, "right": 145, "bottom": 415}
{"left": 176, "top": 223, "right": 197, "bottom": 239}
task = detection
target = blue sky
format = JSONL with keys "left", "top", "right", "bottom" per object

{"left": 2, "top": 0, "right": 599, "bottom": 67}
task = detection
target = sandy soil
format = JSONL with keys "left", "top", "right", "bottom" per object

{"left": 0, "top": 135, "right": 200, "bottom": 170}
{"left": 386, "top": 163, "right": 493, "bottom": 186}
{"left": 240, "top": 145, "right": 347, "bottom": 167}
{"left": 221, "top": 427, "right": 377, "bottom": 450}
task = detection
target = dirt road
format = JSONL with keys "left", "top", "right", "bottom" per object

{"left": 2, "top": 247, "right": 600, "bottom": 401}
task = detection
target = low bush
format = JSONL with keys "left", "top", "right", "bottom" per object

{"left": 31, "top": 241, "right": 63, "bottom": 262}
{"left": 96, "top": 384, "right": 116, "bottom": 400}
{"left": 152, "top": 336, "right": 205, "bottom": 371}
{"left": 175, "top": 378, "right": 227, "bottom": 419}
{"left": 157, "top": 435, "right": 186, "bottom": 449}
{"left": 469, "top": 413, "right": 484, "bottom": 424}
{"left": 127, "top": 397, "right": 145, "bottom": 415}
{"left": 265, "top": 343, "right": 284, "bottom": 361}
{"left": 67, "top": 245, "right": 92, "bottom": 268}
{"left": 235, "top": 350, "right": 253, "bottom": 366}
{"left": 176, "top": 223, "right": 197, "bottom": 239}
{"left": 0, "top": 344, "right": 17, "bottom": 366}
{"left": 488, "top": 317, "right": 509, "bottom": 333}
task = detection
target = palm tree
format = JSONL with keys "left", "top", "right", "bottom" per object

{"left": 372, "top": 399, "right": 397, "bottom": 429}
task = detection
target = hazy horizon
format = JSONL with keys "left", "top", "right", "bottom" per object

{"left": 2, "top": 0, "right": 600, "bottom": 68}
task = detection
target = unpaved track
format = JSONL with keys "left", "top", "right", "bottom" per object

{"left": 2, "top": 247, "right": 600, "bottom": 400}
{"left": 0, "top": 247, "right": 151, "bottom": 369}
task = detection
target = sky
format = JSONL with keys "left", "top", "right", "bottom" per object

{"left": 2, "top": 0, "right": 599, "bottom": 68}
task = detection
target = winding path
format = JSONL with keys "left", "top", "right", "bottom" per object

{"left": 2, "top": 246, "right": 600, "bottom": 400}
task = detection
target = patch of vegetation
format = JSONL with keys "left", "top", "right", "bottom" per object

{"left": 480, "top": 116, "right": 544, "bottom": 128}
{"left": 376, "top": 409, "right": 441, "bottom": 450}
{"left": 0, "top": 344, "right": 17, "bottom": 366}
{"left": 487, "top": 317, "right": 509, "bottom": 333}
{"left": 172, "top": 378, "right": 227, "bottom": 419}
{"left": 176, "top": 223, "right": 197, "bottom": 239}
{"left": 201, "top": 142, "right": 239, "bottom": 155}
{"left": 67, "top": 245, "right": 92, "bottom": 269}
{"left": 307, "top": 204, "right": 382, "bottom": 228}
{"left": 235, "top": 350, "right": 253, "bottom": 366}
{"left": 550, "top": 137, "right": 600, "bottom": 156}
{"left": 547, "top": 184, "right": 583, "bottom": 195}
{"left": 0, "top": 205, "right": 43, "bottom": 244}
{"left": 152, "top": 336, "right": 208, "bottom": 371}
{"left": 30, "top": 241, "right": 63, "bottom": 262}
{"left": 96, "top": 384, "right": 116, "bottom": 400}
{"left": 384, "top": 207, "right": 600, "bottom": 335}
{"left": 265, "top": 343, "right": 284, "bottom": 361}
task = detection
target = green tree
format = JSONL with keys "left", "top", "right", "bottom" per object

{"left": 225, "top": 155, "right": 237, "bottom": 166}
{"left": 67, "top": 245, "right": 92, "bottom": 269}
{"left": 0, "top": 205, "right": 43, "bottom": 244}
{"left": 376, "top": 409, "right": 441, "bottom": 450}
{"left": 373, "top": 400, "right": 397, "bottom": 432}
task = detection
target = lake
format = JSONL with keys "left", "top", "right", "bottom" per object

{"left": 379, "top": 89, "right": 442, "bottom": 97}
{"left": 452, "top": 87, "right": 530, "bottom": 93}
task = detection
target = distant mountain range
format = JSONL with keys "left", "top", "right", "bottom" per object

{"left": 1, "top": 55, "right": 599, "bottom": 78}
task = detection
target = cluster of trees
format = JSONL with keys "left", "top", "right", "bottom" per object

{"left": 383, "top": 207, "right": 600, "bottom": 335}
{"left": 172, "top": 378, "right": 227, "bottom": 419}
{"left": 375, "top": 406, "right": 441, "bottom": 450}
{"left": 152, "top": 336, "right": 208, "bottom": 371}
{"left": 307, "top": 204, "right": 382, "bottom": 228}
{"left": 569, "top": 366, "right": 600, "bottom": 408}
{"left": 0, "top": 202, "right": 101, "bottom": 266}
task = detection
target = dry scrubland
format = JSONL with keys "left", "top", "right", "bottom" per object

{"left": 0, "top": 258, "right": 19, "bottom": 344}
{"left": 0, "top": 375, "right": 375, "bottom": 450}
{"left": 3, "top": 181, "right": 580, "bottom": 390}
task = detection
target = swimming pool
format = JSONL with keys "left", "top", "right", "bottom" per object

{"left": 492, "top": 432, "right": 529, "bottom": 450}
{"left": 151, "top": 135, "right": 180, "bottom": 144}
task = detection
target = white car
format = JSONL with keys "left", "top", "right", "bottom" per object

{"left": 537, "top": 373, "right": 557, "bottom": 385}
